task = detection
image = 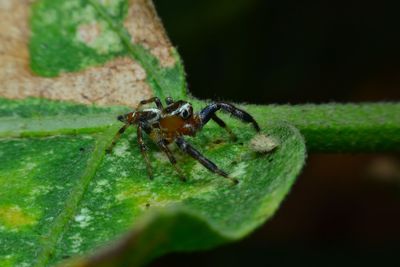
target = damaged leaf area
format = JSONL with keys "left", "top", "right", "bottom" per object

{"left": 0, "top": 0, "right": 185, "bottom": 106}
{"left": 0, "top": 98, "right": 306, "bottom": 266}
{"left": 30, "top": 0, "right": 129, "bottom": 76}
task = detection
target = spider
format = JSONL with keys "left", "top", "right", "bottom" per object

{"left": 107, "top": 97, "right": 260, "bottom": 184}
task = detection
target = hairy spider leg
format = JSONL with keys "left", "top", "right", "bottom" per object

{"left": 106, "top": 124, "right": 130, "bottom": 153}
{"left": 199, "top": 102, "right": 260, "bottom": 132}
{"left": 175, "top": 137, "right": 239, "bottom": 184}
{"left": 137, "top": 123, "right": 153, "bottom": 179}
{"left": 136, "top": 97, "right": 163, "bottom": 110}
{"left": 165, "top": 97, "right": 174, "bottom": 105}
{"left": 157, "top": 140, "right": 187, "bottom": 182}
{"left": 211, "top": 114, "right": 238, "bottom": 141}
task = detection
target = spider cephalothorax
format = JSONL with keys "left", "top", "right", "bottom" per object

{"left": 107, "top": 97, "right": 260, "bottom": 183}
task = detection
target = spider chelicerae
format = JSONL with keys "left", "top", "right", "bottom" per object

{"left": 107, "top": 97, "right": 260, "bottom": 184}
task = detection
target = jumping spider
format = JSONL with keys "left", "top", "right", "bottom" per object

{"left": 107, "top": 97, "right": 260, "bottom": 184}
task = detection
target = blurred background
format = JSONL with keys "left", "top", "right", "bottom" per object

{"left": 151, "top": 0, "right": 400, "bottom": 266}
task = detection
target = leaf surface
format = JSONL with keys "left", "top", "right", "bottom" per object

{"left": 0, "top": 98, "right": 306, "bottom": 266}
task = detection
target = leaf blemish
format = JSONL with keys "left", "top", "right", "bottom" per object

{"left": 0, "top": 205, "right": 37, "bottom": 230}
{"left": 24, "top": 162, "right": 37, "bottom": 171}
{"left": 69, "top": 233, "right": 83, "bottom": 253}
{"left": 74, "top": 208, "right": 93, "bottom": 228}
{"left": 77, "top": 23, "right": 101, "bottom": 45}
{"left": 230, "top": 162, "right": 248, "bottom": 179}
{"left": 76, "top": 20, "right": 123, "bottom": 54}
{"left": 153, "top": 152, "right": 169, "bottom": 163}
{"left": 112, "top": 140, "right": 130, "bottom": 157}
{"left": 93, "top": 179, "right": 109, "bottom": 193}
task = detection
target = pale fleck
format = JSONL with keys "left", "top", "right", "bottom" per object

{"left": 112, "top": 141, "right": 130, "bottom": 157}
{"left": 97, "top": 179, "right": 108, "bottom": 186}
{"left": 77, "top": 23, "right": 101, "bottom": 44}
{"left": 76, "top": 21, "right": 123, "bottom": 54}
{"left": 44, "top": 150, "right": 54, "bottom": 155}
{"left": 153, "top": 152, "right": 169, "bottom": 163}
{"left": 74, "top": 208, "right": 92, "bottom": 228}
{"left": 249, "top": 134, "right": 279, "bottom": 153}
{"left": 191, "top": 162, "right": 208, "bottom": 180}
{"left": 29, "top": 185, "right": 51, "bottom": 197}
{"left": 93, "top": 179, "right": 109, "bottom": 194}
{"left": 24, "top": 162, "right": 37, "bottom": 171}
{"left": 69, "top": 233, "right": 83, "bottom": 253}
{"left": 41, "top": 9, "right": 57, "bottom": 25}
{"left": 230, "top": 162, "right": 248, "bottom": 178}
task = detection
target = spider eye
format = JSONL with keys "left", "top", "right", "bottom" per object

{"left": 181, "top": 109, "right": 190, "bottom": 119}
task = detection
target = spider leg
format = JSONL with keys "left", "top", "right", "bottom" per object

{"left": 211, "top": 114, "right": 237, "bottom": 141}
{"left": 106, "top": 124, "right": 129, "bottom": 153}
{"left": 165, "top": 97, "right": 174, "bottom": 105}
{"left": 175, "top": 137, "right": 238, "bottom": 184}
{"left": 199, "top": 102, "right": 260, "bottom": 132}
{"left": 157, "top": 140, "right": 187, "bottom": 182}
{"left": 137, "top": 123, "right": 153, "bottom": 179}
{"left": 136, "top": 97, "right": 163, "bottom": 110}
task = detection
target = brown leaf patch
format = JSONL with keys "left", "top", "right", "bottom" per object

{"left": 0, "top": 0, "right": 174, "bottom": 106}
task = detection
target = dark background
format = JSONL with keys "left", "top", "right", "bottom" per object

{"left": 151, "top": 0, "right": 400, "bottom": 266}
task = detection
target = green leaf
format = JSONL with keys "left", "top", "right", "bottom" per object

{"left": 0, "top": 98, "right": 306, "bottom": 266}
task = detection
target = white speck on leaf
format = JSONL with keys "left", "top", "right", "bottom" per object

{"left": 153, "top": 152, "right": 169, "bottom": 163}
{"left": 230, "top": 162, "right": 248, "bottom": 178}
{"left": 24, "top": 162, "right": 37, "bottom": 171}
{"left": 94, "top": 179, "right": 109, "bottom": 193}
{"left": 74, "top": 208, "right": 92, "bottom": 228}
{"left": 69, "top": 233, "right": 83, "bottom": 253}
{"left": 77, "top": 23, "right": 101, "bottom": 44}
{"left": 112, "top": 141, "right": 130, "bottom": 157}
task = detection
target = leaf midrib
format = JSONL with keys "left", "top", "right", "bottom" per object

{"left": 33, "top": 127, "right": 116, "bottom": 267}
{"left": 0, "top": 114, "right": 115, "bottom": 138}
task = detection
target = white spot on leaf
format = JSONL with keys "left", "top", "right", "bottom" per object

{"left": 230, "top": 162, "right": 248, "bottom": 178}
{"left": 74, "top": 208, "right": 92, "bottom": 228}
{"left": 112, "top": 141, "right": 130, "bottom": 157}
{"left": 69, "top": 233, "right": 83, "bottom": 253}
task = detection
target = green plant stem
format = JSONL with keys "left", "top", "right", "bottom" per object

{"left": 1, "top": 101, "right": 398, "bottom": 152}
{"left": 246, "top": 102, "right": 400, "bottom": 152}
